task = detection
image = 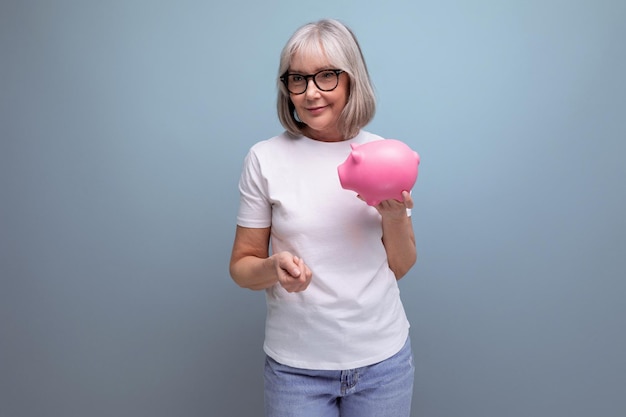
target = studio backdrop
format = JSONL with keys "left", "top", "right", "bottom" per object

{"left": 1, "top": 1, "right": 625, "bottom": 416}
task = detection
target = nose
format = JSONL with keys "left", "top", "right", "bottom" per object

{"left": 305, "top": 78, "right": 321, "bottom": 98}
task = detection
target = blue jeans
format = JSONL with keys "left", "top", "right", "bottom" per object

{"left": 264, "top": 337, "right": 414, "bottom": 417}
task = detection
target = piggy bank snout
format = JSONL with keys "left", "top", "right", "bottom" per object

{"left": 337, "top": 152, "right": 362, "bottom": 188}
{"left": 337, "top": 161, "right": 350, "bottom": 188}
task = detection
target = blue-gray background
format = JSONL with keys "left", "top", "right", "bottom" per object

{"left": 1, "top": 1, "right": 624, "bottom": 416}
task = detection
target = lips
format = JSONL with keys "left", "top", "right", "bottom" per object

{"left": 307, "top": 105, "right": 327, "bottom": 115}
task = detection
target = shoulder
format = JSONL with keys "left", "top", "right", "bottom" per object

{"left": 355, "top": 130, "right": 386, "bottom": 144}
{"left": 249, "top": 131, "right": 299, "bottom": 154}
{"left": 241, "top": 132, "right": 301, "bottom": 173}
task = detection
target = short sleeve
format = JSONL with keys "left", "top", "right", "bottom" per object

{"left": 236, "top": 149, "right": 272, "bottom": 228}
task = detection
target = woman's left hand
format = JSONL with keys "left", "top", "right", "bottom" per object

{"left": 360, "top": 191, "right": 413, "bottom": 219}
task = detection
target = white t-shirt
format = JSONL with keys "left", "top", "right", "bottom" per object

{"left": 237, "top": 130, "right": 410, "bottom": 370}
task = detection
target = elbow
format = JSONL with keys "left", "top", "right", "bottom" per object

{"left": 391, "top": 251, "right": 417, "bottom": 280}
{"left": 229, "top": 262, "right": 249, "bottom": 289}
{"left": 230, "top": 271, "right": 256, "bottom": 290}
{"left": 229, "top": 260, "right": 269, "bottom": 291}
{"left": 392, "top": 265, "right": 413, "bottom": 280}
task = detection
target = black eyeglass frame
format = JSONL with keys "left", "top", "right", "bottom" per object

{"left": 280, "top": 69, "right": 345, "bottom": 95}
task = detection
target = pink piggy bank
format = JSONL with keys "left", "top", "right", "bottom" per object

{"left": 337, "top": 139, "right": 420, "bottom": 206}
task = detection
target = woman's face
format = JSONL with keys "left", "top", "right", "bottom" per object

{"left": 288, "top": 51, "right": 349, "bottom": 142}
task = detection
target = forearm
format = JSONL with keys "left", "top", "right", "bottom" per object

{"left": 381, "top": 214, "right": 417, "bottom": 279}
{"left": 229, "top": 254, "right": 278, "bottom": 291}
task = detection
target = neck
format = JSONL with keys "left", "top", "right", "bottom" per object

{"left": 303, "top": 126, "right": 345, "bottom": 142}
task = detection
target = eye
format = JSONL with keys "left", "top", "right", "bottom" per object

{"left": 290, "top": 74, "right": 305, "bottom": 83}
{"left": 319, "top": 71, "right": 335, "bottom": 79}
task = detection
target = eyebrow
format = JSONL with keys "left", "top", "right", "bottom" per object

{"left": 288, "top": 66, "right": 334, "bottom": 74}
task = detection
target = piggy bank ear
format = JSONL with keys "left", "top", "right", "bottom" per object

{"left": 349, "top": 143, "right": 362, "bottom": 164}
{"left": 351, "top": 151, "right": 362, "bottom": 164}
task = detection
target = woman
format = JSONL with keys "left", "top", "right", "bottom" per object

{"left": 229, "top": 18, "right": 417, "bottom": 417}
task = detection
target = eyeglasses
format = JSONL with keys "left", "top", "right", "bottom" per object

{"left": 280, "top": 69, "right": 345, "bottom": 95}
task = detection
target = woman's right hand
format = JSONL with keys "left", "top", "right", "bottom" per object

{"left": 230, "top": 226, "right": 312, "bottom": 291}
{"left": 273, "top": 252, "right": 312, "bottom": 293}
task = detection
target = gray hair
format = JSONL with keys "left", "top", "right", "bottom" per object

{"left": 276, "top": 19, "right": 376, "bottom": 139}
